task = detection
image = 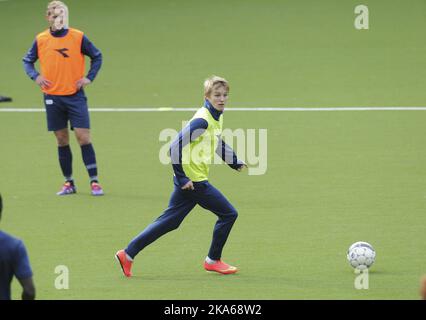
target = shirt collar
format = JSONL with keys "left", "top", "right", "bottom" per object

{"left": 204, "top": 99, "right": 222, "bottom": 121}
{"left": 50, "top": 28, "right": 69, "bottom": 37}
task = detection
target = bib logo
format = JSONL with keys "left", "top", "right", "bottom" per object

{"left": 55, "top": 48, "right": 70, "bottom": 58}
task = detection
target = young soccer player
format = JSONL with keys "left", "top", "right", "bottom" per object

{"left": 115, "top": 76, "right": 247, "bottom": 276}
{"left": 23, "top": 1, "right": 104, "bottom": 196}
{"left": 0, "top": 194, "right": 36, "bottom": 300}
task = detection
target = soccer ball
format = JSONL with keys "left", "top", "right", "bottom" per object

{"left": 347, "top": 241, "right": 376, "bottom": 270}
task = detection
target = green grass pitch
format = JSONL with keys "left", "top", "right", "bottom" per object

{"left": 1, "top": 0, "right": 426, "bottom": 299}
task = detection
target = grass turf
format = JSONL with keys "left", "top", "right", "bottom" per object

{"left": 1, "top": 111, "right": 425, "bottom": 299}
{"left": 0, "top": 0, "right": 425, "bottom": 299}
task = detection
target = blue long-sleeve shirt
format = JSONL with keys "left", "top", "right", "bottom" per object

{"left": 170, "top": 100, "right": 244, "bottom": 186}
{"left": 22, "top": 28, "right": 102, "bottom": 82}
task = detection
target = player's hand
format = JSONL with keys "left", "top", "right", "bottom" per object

{"left": 76, "top": 77, "right": 91, "bottom": 90}
{"left": 35, "top": 75, "right": 52, "bottom": 89}
{"left": 237, "top": 164, "right": 248, "bottom": 172}
{"left": 181, "top": 180, "right": 194, "bottom": 190}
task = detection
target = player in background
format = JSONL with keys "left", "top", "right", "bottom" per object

{"left": 0, "top": 194, "right": 36, "bottom": 300}
{"left": 116, "top": 76, "right": 247, "bottom": 276}
{"left": 23, "top": 1, "right": 104, "bottom": 196}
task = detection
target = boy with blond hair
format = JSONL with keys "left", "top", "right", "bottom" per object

{"left": 116, "top": 76, "right": 246, "bottom": 276}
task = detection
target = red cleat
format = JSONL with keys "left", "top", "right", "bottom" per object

{"left": 115, "top": 249, "right": 133, "bottom": 277}
{"left": 204, "top": 259, "right": 238, "bottom": 275}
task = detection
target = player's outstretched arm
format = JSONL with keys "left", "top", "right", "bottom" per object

{"left": 216, "top": 138, "right": 246, "bottom": 171}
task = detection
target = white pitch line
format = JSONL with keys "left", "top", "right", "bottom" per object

{"left": 2, "top": 107, "right": 426, "bottom": 112}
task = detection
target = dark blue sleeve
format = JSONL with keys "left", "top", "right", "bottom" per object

{"left": 81, "top": 35, "right": 102, "bottom": 82}
{"left": 170, "top": 118, "right": 208, "bottom": 186}
{"left": 13, "top": 241, "right": 33, "bottom": 280}
{"left": 216, "top": 138, "right": 245, "bottom": 170}
{"left": 22, "top": 40, "right": 40, "bottom": 81}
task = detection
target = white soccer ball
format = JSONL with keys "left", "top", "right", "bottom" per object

{"left": 347, "top": 241, "right": 376, "bottom": 270}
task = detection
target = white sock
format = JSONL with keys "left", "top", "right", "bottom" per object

{"left": 205, "top": 256, "right": 217, "bottom": 264}
{"left": 126, "top": 253, "right": 133, "bottom": 262}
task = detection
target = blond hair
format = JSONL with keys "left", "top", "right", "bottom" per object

{"left": 204, "top": 75, "right": 229, "bottom": 97}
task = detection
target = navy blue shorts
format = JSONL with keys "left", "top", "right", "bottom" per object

{"left": 43, "top": 90, "right": 90, "bottom": 131}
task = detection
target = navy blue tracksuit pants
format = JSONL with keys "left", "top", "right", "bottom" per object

{"left": 126, "top": 180, "right": 238, "bottom": 260}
